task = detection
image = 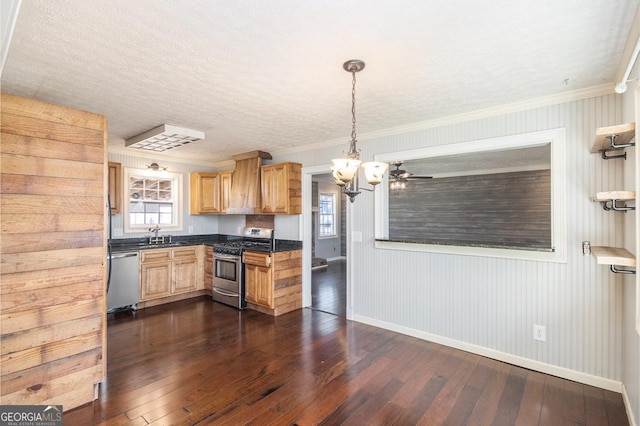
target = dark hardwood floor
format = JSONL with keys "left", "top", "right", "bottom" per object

{"left": 65, "top": 297, "right": 629, "bottom": 425}
{"left": 312, "top": 259, "right": 346, "bottom": 317}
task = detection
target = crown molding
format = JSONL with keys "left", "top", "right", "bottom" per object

{"left": 107, "top": 144, "right": 223, "bottom": 168}
{"left": 273, "top": 83, "right": 615, "bottom": 157}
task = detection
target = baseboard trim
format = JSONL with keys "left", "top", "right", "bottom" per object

{"left": 327, "top": 256, "right": 346, "bottom": 262}
{"left": 352, "top": 314, "right": 623, "bottom": 393}
{"left": 622, "top": 383, "right": 638, "bottom": 426}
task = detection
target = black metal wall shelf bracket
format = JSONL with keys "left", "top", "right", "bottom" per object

{"left": 601, "top": 134, "right": 635, "bottom": 160}
{"left": 610, "top": 265, "right": 636, "bottom": 274}
{"left": 601, "top": 199, "right": 635, "bottom": 212}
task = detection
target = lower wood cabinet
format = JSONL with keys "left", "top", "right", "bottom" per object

{"left": 137, "top": 245, "right": 301, "bottom": 314}
{"left": 204, "top": 246, "right": 213, "bottom": 291}
{"left": 243, "top": 249, "right": 302, "bottom": 316}
{"left": 172, "top": 258, "right": 199, "bottom": 293}
{"left": 140, "top": 246, "right": 200, "bottom": 302}
{"left": 140, "top": 261, "right": 172, "bottom": 300}
{"left": 244, "top": 251, "right": 274, "bottom": 308}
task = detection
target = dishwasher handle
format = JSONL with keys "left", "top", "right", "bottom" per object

{"left": 110, "top": 252, "right": 139, "bottom": 259}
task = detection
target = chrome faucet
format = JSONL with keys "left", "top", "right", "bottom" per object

{"left": 148, "top": 225, "right": 164, "bottom": 244}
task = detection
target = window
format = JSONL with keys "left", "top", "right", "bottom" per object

{"left": 319, "top": 192, "right": 337, "bottom": 238}
{"left": 375, "top": 128, "right": 566, "bottom": 262}
{"left": 123, "top": 168, "right": 183, "bottom": 233}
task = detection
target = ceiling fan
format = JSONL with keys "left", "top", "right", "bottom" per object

{"left": 388, "top": 161, "right": 432, "bottom": 191}
{"left": 389, "top": 161, "right": 432, "bottom": 181}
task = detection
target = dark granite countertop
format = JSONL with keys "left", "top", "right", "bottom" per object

{"left": 243, "top": 239, "right": 303, "bottom": 253}
{"left": 110, "top": 234, "right": 302, "bottom": 254}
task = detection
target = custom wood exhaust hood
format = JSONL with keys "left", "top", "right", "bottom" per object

{"left": 226, "top": 150, "right": 272, "bottom": 214}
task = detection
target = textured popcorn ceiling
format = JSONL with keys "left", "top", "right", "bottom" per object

{"left": 1, "top": 0, "right": 638, "bottom": 164}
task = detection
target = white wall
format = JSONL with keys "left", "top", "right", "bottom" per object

{"left": 275, "top": 93, "right": 631, "bottom": 392}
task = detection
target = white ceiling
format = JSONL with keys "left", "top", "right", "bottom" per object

{"left": 1, "top": 0, "right": 638, "bottom": 166}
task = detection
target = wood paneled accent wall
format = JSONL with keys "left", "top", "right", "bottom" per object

{"left": 389, "top": 170, "right": 552, "bottom": 249}
{"left": 0, "top": 94, "right": 107, "bottom": 410}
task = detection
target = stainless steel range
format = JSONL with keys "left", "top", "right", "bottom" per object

{"left": 211, "top": 227, "right": 274, "bottom": 309}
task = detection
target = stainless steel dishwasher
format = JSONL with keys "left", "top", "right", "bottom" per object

{"left": 107, "top": 251, "right": 139, "bottom": 312}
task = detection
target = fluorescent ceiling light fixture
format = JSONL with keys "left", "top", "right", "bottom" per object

{"left": 125, "top": 124, "right": 204, "bottom": 152}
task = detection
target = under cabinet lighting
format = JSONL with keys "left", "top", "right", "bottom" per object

{"left": 125, "top": 124, "right": 204, "bottom": 152}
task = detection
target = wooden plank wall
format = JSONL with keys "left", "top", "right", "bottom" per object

{"left": 0, "top": 93, "right": 107, "bottom": 410}
{"left": 388, "top": 169, "right": 552, "bottom": 249}
{"left": 272, "top": 249, "right": 303, "bottom": 316}
{"left": 286, "top": 162, "right": 302, "bottom": 214}
{"left": 247, "top": 249, "right": 302, "bottom": 317}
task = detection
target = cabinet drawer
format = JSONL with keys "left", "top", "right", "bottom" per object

{"left": 172, "top": 247, "right": 198, "bottom": 259}
{"left": 140, "top": 249, "right": 171, "bottom": 263}
{"left": 243, "top": 251, "right": 271, "bottom": 267}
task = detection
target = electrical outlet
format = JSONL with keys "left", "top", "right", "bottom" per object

{"left": 188, "top": 226, "right": 194, "bottom": 234}
{"left": 533, "top": 324, "right": 546, "bottom": 342}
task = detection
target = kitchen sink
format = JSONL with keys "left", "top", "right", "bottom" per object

{"left": 124, "top": 240, "right": 195, "bottom": 250}
{"left": 167, "top": 241, "right": 192, "bottom": 246}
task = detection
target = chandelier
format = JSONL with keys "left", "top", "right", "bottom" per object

{"left": 331, "top": 60, "right": 387, "bottom": 203}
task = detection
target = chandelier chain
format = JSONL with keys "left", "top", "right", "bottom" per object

{"left": 351, "top": 70, "right": 357, "bottom": 143}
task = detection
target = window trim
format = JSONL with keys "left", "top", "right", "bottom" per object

{"left": 374, "top": 128, "right": 567, "bottom": 263}
{"left": 123, "top": 167, "right": 184, "bottom": 234}
{"left": 318, "top": 191, "right": 338, "bottom": 239}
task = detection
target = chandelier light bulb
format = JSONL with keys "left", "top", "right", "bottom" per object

{"left": 362, "top": 161, "right": 388, "bottom": 185}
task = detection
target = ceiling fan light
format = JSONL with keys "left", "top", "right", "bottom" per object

{"left": 362, "top": 161, "right": 388, "bottom": 185}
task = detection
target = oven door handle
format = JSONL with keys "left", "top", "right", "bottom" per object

{"left": 214, "top": 253, "right": 241, "bottom": 260}
{"left": 213, "top": 287, "right": 240, "bottom": 298}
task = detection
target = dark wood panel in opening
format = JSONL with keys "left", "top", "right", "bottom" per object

{"left": 389, "top": 170, "right": 551, "bottom": 249}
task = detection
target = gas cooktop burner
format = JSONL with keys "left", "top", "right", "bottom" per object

{"left": 213, "top": 227, "right": 275, "bottom": 255}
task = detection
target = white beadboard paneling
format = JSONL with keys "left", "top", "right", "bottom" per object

{"left": 108, "top": 152, "right": 219, "bottom": 239}
{"left": 284, "top": 93, "right": 629, "bottom": 386}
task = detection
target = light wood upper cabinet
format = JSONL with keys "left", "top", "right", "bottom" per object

{"left": 190, "top": 171, "right": 233, "bottom": 214}
{"left": 220, "top": 171, "right": 233, "bottom": 214}
{"left": 261, "top": 162, "right": 302, "bottom": 214}
{"left": 190, "top": 172, "right": 221, "bottom": 214}
{"left": 108, "top": 161, "right": 122, "bottom": 214}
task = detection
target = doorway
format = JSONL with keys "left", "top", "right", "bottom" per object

{"left": 305, "top": 170, "right": 347, "bottom": 317}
